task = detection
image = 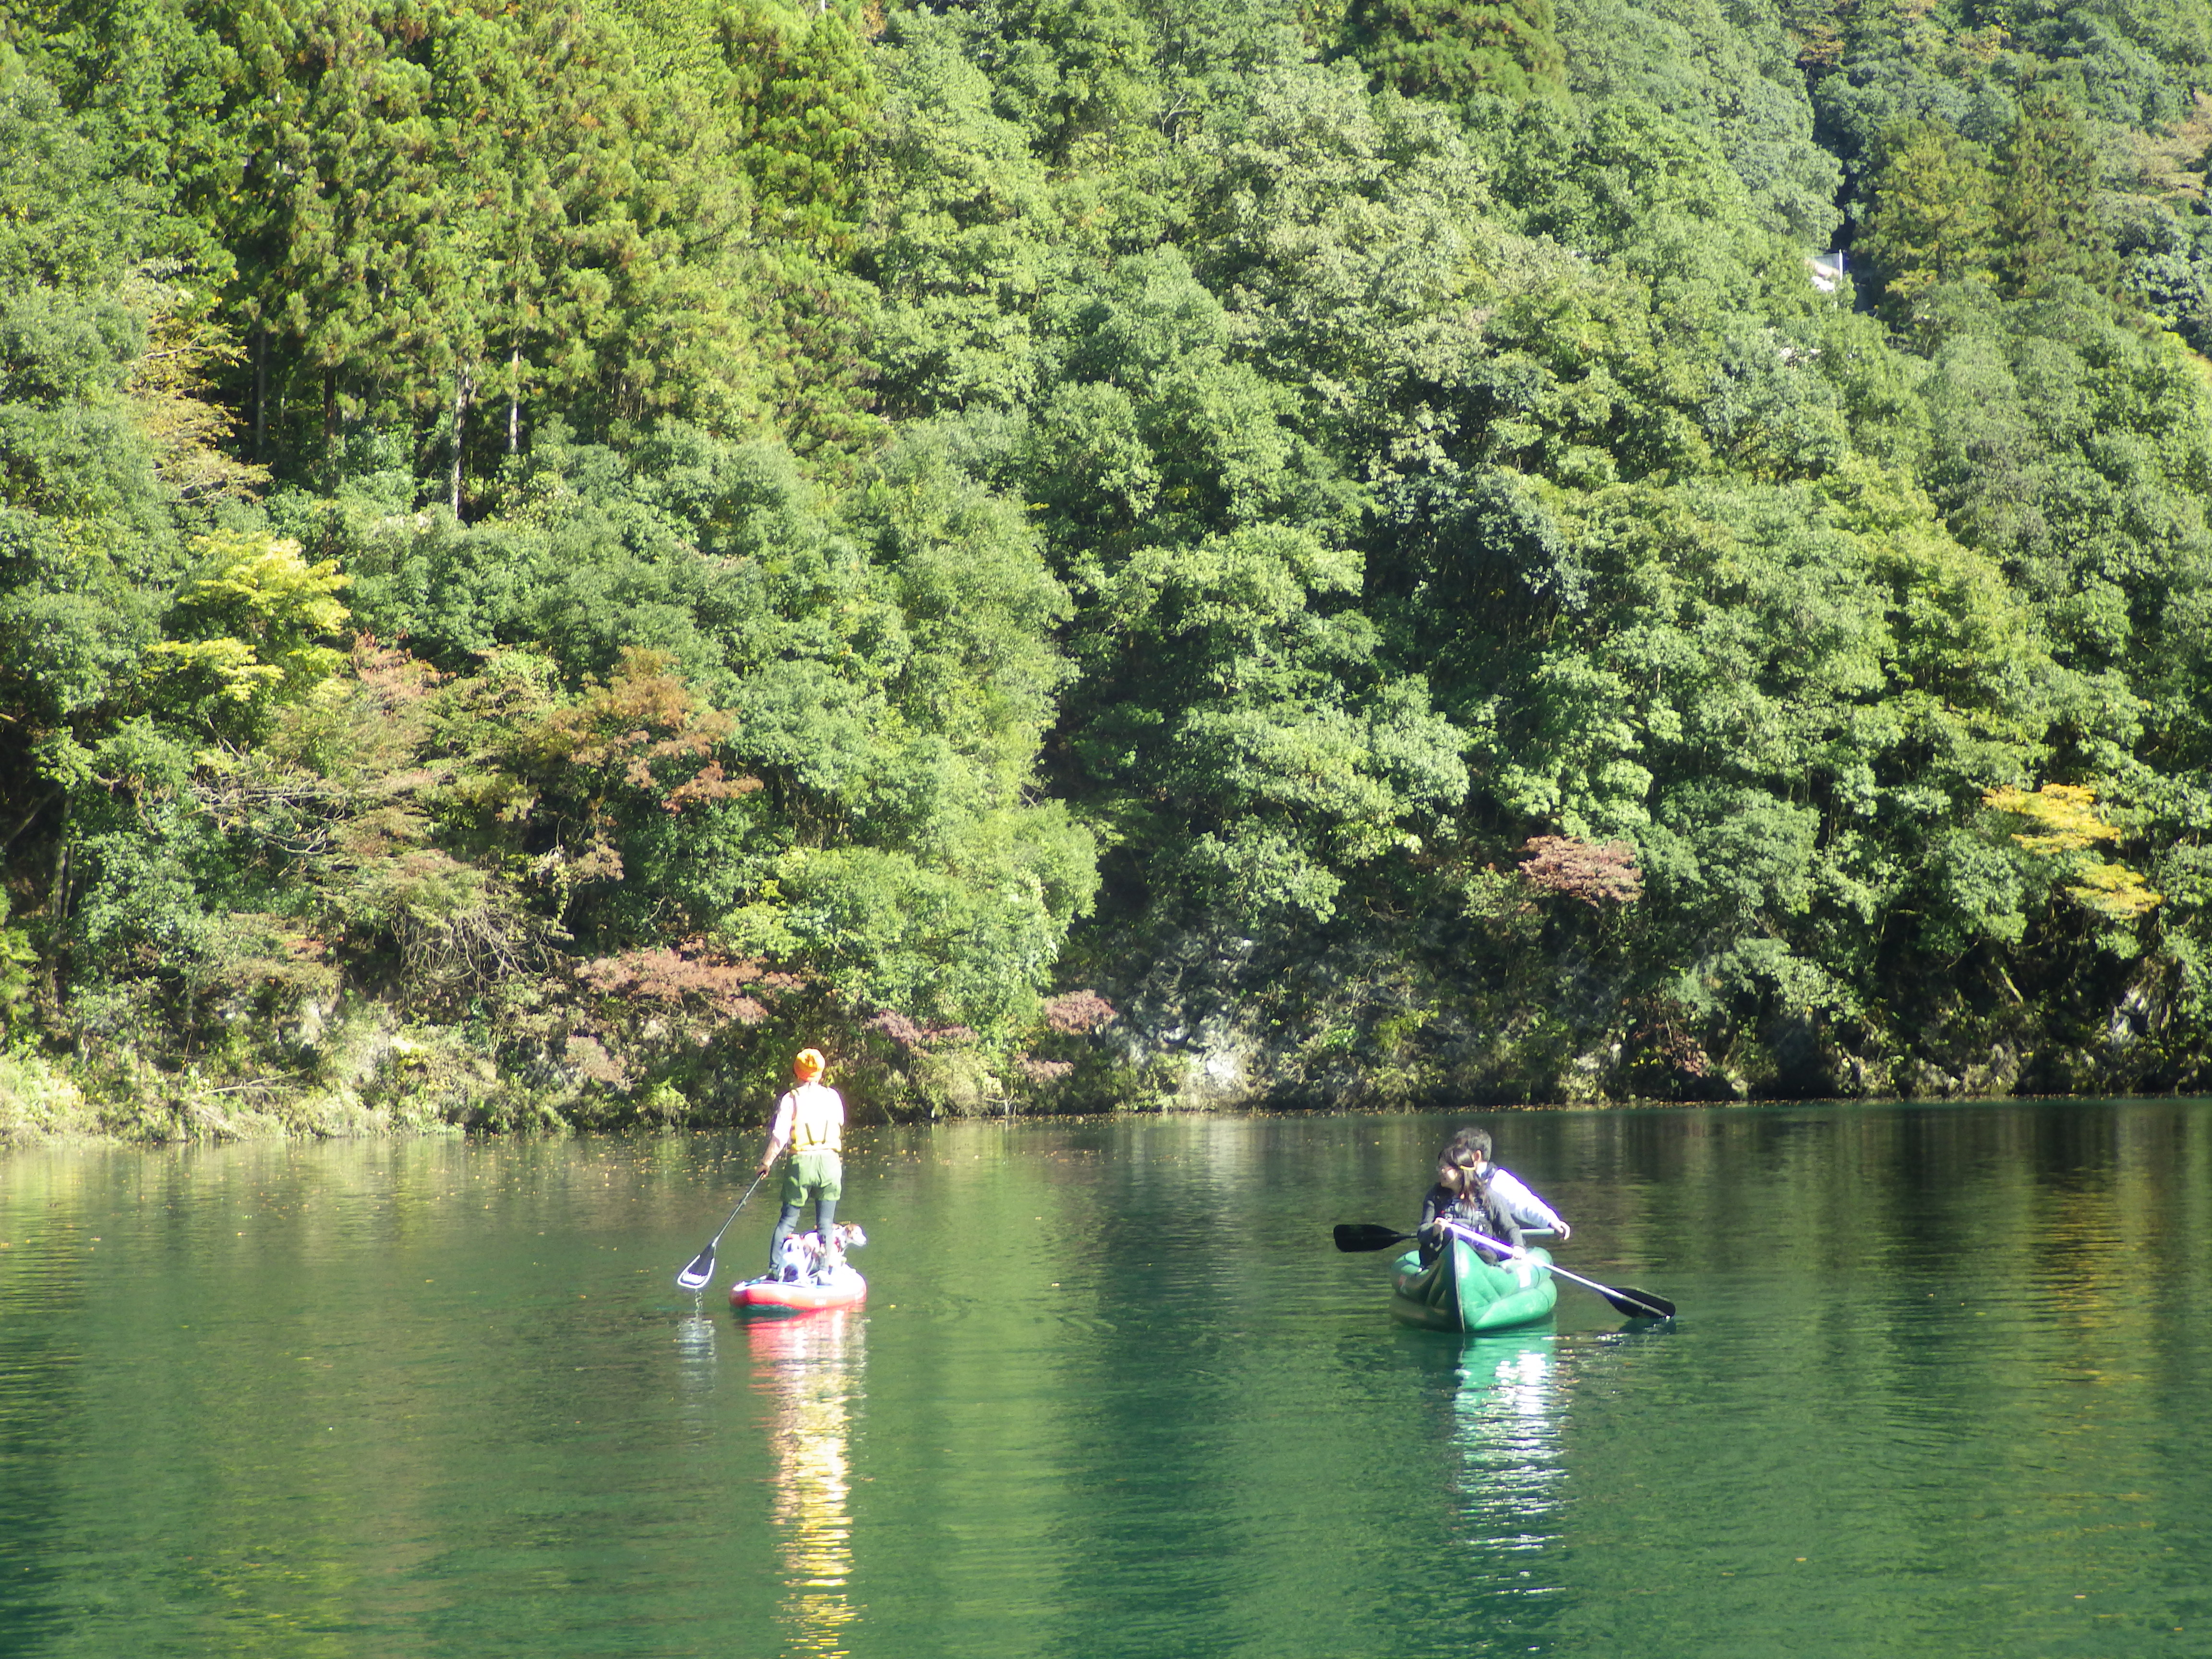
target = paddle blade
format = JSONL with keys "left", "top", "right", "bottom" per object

{"left": 675, "top": 1245, "right": 716, "bottom": 1292}
{"left": 1334, "top": 1223, "right": 1414, "bottom": 1253}
{"left": 1600, "top": 1284, "right": 1674, "bottom": 1320}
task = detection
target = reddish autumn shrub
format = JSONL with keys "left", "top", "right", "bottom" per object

{"left": 864, "top": 1010, "right": 977, "bottom": 1048}
{"left": 1517, "top": 837, "right": 1643, "bottom": 906}
{"left": 575, "top": 941, "right": 797, "bottom": 1028}
{"left": 1043, "top": 990, "right": 1118, "bottom": 1034}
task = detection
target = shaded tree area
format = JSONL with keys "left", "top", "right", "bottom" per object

{"left": 5, "top": 0, "right": 2212, "bottom": 1135}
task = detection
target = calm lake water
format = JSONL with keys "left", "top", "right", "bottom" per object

{"left": 3, "top": 1101, "right": 2210, "bottom": 1658}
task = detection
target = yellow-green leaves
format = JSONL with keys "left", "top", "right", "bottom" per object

{"left": 1982, "top": 784, "right": 2163, "bottom": 922}
{"left": 2064, "top": 861, "right": 2165, "bottom": 923}
{"left": 141, "top": 636, "right": 279, "bottom": 703}
{"left": 142, "top": 531, "right": 349, "bottom": 712}
{"left": 1982, "top": 782, "right": 2117, "bottom": 856}
{"left": 178, "top": 530, "right": 348, "bottom": 628}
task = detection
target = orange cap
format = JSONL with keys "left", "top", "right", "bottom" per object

{"left": 793, "top": 1048, "right": 826, "bottom": 1079}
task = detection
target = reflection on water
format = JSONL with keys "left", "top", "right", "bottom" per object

{"left": 1450, "top": 1336, "right": 1564, "bottom": 1571}
{"left": 748, "top": 1311, "right": 866, "bottom": 1658}
{"left": 674, "top": 1312, "right": 719, "bottom": 1438}
{"left": 6, "top": 1106, "right": 2212, "bottom": 1657}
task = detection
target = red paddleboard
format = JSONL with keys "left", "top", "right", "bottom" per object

{"left": 731, "top": 1268, "right": 867, "bottom": 1313}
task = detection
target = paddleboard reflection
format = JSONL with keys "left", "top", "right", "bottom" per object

{"left": 748, "top": 1310, "right": 866, "bottom": 1657}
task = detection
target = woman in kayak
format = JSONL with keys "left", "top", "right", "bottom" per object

{"left": 1417, "top": 1140, "right": 1523, "bottom": 1267}
{"left": 1419, "top": 1127, "right": 1573, "bottom": 1264}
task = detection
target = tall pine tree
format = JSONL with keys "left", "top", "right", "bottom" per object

{"left": 1859, "top": 118, "right": 1998, "bottom": 306}
{"left": 1995, "top": 86, "right": 2113, "bottom": 297}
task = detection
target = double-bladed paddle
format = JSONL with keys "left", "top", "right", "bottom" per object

{"left": 1333, "top": 1221, "right": 1676, "bottom": 1320}
{"left": 675, "top": 1171, "right": 768, "bottom": 1292}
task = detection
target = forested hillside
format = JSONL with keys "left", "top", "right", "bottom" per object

{"left": 6, "top": 0, "right": 2212, "bottom": 1134}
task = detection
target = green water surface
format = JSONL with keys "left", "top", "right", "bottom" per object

{"left": 3, "top": 1101, "right": 2210, "bottom": 1658}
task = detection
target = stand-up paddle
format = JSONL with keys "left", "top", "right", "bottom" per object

{"left": 676, "top": 1172, "right": 767, "bottom": 1292}
{"left": 1333, "top": 1221, "right": 1675, "bottom": 1320}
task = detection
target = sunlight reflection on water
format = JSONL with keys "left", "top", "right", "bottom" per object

{"left": 1452, "top": 1337, "right": 1566, "bottom": 1574}
{"left": 749, "top": 1311, "right": 864, "bottom": 1658}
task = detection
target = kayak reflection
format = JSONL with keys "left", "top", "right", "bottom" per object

{"left": 747, "top": 1310, "right": 866, "bottom": 1658}
{"left": 1450, "top": 1334, "right": 1564, "bottom": 1557}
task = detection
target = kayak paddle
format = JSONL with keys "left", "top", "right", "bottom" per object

{"left": 676, "top": 1171, "right": 768, "bottom": 1292}
{"left": 1332, "top": 1221, "right": 1676, "bottom": 1321}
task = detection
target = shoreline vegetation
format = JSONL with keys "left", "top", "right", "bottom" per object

{"left": 10, "top": 0, "right": 2212, "bottom": 1142}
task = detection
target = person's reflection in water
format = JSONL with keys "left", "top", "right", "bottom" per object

{"left": 748, "top": 1310, "right": 865, "bottom": 1657}
{"left": 1451, "top": 1336, "right": 1565, "bottom": 1567}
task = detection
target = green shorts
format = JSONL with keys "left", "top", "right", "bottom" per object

{"left": 783, "top": 1148, "right": 842, "bottom": 1206}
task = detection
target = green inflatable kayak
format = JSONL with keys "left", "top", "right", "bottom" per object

{"left": 1389, "top": 1237, "right": 1557, "bottom": 1332}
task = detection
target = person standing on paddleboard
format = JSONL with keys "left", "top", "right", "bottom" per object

{"left": 758, "top": 1048, "right": 845, "bottom": 1276}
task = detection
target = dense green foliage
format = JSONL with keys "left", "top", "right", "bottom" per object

{"left": 6, "top": 0, "right": 2212, "bottom": 1135}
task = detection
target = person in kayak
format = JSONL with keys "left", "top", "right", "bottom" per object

{"left": 1417, "top": 1139, "right": 1524, "bottom": 1267}
{"left": 758, "top": 1048, "right": 845, "bottom": 1277}
{"left": 1447, "top": 1125, "right": 1571, "bottom": 1242}
{"left": 1424, "top": 1141, "right": 1566, "bottom": 1265}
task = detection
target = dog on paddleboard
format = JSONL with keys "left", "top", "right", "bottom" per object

{"left": 775, "top": 1222, "right": 867, "bottom": 1283}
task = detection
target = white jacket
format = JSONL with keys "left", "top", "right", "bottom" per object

{"left": 1486, "top": 1166, "right": 1565, "bottom": 1233}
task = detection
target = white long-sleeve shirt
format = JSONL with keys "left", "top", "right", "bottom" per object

{"left": 1485, "top": 1166, "right": 1565, "bottom": 1233}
